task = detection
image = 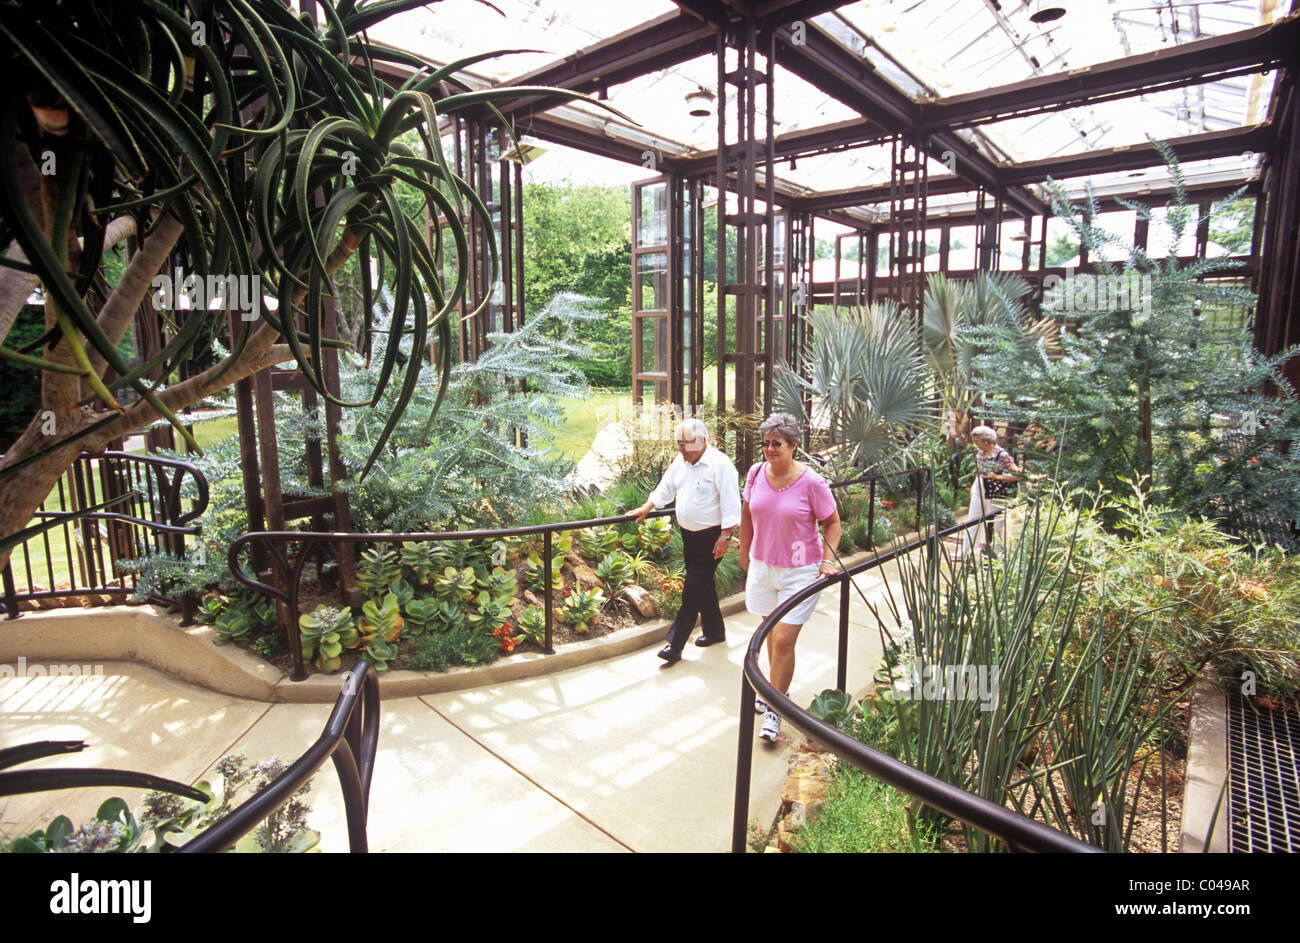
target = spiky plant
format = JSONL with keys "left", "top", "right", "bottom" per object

{"left": 773, "top": 302, "right": 938, "bottom": 471}
{"left": 0, "top": 0, "right": 620, "bottom": 567}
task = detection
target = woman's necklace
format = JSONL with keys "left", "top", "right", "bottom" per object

{"left": 766, "top": 461, "right": 804, "bottom": 491}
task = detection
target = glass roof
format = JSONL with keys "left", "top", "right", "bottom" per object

{"left": 365, "top": 0, "right": 1275, "bottom": 210}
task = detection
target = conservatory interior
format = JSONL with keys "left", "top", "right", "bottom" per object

{"left": 1, "top": 0, "right": 1298, "bottom": 856}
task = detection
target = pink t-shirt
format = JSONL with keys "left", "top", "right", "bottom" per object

{"left": 744, "top": 462, "right": 837, "bottom": 568}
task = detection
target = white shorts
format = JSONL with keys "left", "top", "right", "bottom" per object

{"left": 745, "top": 558, "right": 823, "bottom": 626}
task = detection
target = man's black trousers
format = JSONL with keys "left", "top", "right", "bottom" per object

{"left": 665, "top": 524, "right": 724, "bottom": 653}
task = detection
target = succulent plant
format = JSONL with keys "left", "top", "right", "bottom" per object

{"left": 298, "top": 605, "right": 359, "bottom": 672}
{"left": 403, "top": 597, "right": 443, "bottom": 636}
{"left": 638, "top": 517, "right": 674, "bottom": 555}
{"left": 578, "top": 526, "right": 621, "bottom": 560}
{"left": 558, "top": 586, "right": 605, "bottom": 634}
{"left": 389, "top": 579, "right": 416, "bottom": 611}
{"left": 399, "top": 542, "right": 440, "bottom": 586}
{"left": 595, "top": 551, "right": 634, "bottom": 592}
{"left": 197, "top": 594, "right": 226, "bottom": 625}
{"left": 515, "top": 604, "right": 547, "bottom": 646}
{"left": 467, "top": 590, "right": 511, "bottom": 635}
{"left": 523, "top": 551, "right": 564, "bottom": 591}
{"left": 359, "top": 593, "right": 404, "bottom": 643}
{"left": 477, "top": 566, "right": 517, "bottom": 607}
{"left": 361, "top": 635, "right": 399, "bottom": 672}
{"left": 434, "top": 565, "right": 477, "bottom": 604}
{"left": 357, "top": 547, "right": 401, "bottom": 597}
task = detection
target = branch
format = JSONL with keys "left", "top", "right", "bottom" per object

{"left": 86, "top": 213, "right": 184, "bottom": 378}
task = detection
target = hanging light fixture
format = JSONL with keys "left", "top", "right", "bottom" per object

{"left": 685, "top": 87, "right": 715, "bottom": 119}
{"left": 1029, "top": 1, "right": 1066, "bottom": 24}
{"left": 501, "top": 135, "right": 547, "bottom": 165}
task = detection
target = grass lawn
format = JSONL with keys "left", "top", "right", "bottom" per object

{"left": 545, "top": 389, "right": 633, "bottom": 463}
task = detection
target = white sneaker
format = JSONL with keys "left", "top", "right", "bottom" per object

{"left": 759, "top": 711, "right": 781, "bottom": 743}
{"left": 754, "top": 697, "right": 768, "bottom": 715}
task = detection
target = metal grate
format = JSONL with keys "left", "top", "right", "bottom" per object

{"left": 1227, "top": 691, "right": 1300, "bottom": 852}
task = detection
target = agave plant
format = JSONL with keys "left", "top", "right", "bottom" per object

{"left": 0, "top": 0, "right": 622, "bottom": 567}
{"left": 773, "top": 303, "right": 937, "bottom": 470}
{"left": 595, "top": 551, "right": 634, "bottom": 593}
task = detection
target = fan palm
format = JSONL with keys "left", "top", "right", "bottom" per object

{"left": 921, "top": 271, "right": 1032, "bottom": 444}
{"left": 773, "top": 301, "right": 936, "bottom": 470}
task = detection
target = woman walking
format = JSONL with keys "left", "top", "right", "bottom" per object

{"left": 738, "top": 413, "right": 842, "bottom": 744}
{"left": 955, "top": 425, "right": 1020, "bottom": 560}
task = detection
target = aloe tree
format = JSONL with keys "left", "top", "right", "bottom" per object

{"left": 0, "top": 0, "right": 607, "bottom": 567}
{"left": 773, "top": 301, "right": 937, "bottom": 470}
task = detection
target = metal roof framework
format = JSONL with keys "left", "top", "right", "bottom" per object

{"left": 363, "top": 0, "right": 1300, "bottom": 415}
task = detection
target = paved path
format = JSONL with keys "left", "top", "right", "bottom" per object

{"left": 1, "top": 561, "right": 904, "bottom": 852}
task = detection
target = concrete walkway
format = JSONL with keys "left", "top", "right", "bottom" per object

{"left": 1, "top": 561, "right": 903, "bottom": 853}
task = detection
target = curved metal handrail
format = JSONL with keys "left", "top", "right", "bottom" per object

{"left": 2, "top": 450, "right": 209, "bottom": 620}
{"left": 731, "top": 512, "right": 1101, "bottom": 854}
{"left": 228, "top": 508, "right": 677, "bottom": 680}
{"left": 181, "top": 661, "right": 380, "bottom": 853}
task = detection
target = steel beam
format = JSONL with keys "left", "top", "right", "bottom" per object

{"left": 999, "top": 125, "right": 1275, "bottom": 186}
{"left": 922, "top": 16, "right": 1300, "bottom": 131}
{"left": 493, "top": 11, "right": 716, "bottom": 117}
{"left": 773, "top": 22, "right": 1047, "bottom": 217}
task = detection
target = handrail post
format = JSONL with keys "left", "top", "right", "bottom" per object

{"left": 868, "top": 478, "right": 877, "bottom": 549}
{"left": 837, "top": 570, "right": 849, "bottom": 693}
{"left": 287, "top": 537, "right": 309, "bottom": 682}
{"left": 2, "top": 561, "right": 20, "bottom": 620}
{"left": 731, "top": 672, "right": 757, "bottom": 853}
{"left": 543, "top": 529, "right": 555, "bottom": 654}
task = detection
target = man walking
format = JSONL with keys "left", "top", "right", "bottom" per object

{"left": 630, "top": 418, "right": 740, "bottom": 667}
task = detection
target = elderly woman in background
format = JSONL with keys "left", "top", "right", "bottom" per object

{"left": 955, "top": 424, "right": 1020, "bottom": 560}
{"left": 739, "top": 413, "right": 841, "bottom": 744}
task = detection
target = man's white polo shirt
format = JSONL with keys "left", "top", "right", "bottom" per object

{"left": 647, "top": 445, "right": 741, "bottom": 533}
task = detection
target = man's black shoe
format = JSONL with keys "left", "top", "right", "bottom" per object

{"left": 694, "top": 635, "right": 726, "bottom": 648}
{"left": 657, "top": 646, "right": 681, "bottom": 665}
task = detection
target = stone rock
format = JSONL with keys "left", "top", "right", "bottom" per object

{"left": 621, "top": 584, "right": 658, "bottom": 618}
{"left": 781, "top": 749, "right": 833, "bottom": 808}
{"left": 769, "top": 747, "right": 836, "bottom": 852}
{"left": 523, "top": 590, "right": 542, "bottom": 607}
{"left": 571, "top": 563, "right": 600, "bottom": 590}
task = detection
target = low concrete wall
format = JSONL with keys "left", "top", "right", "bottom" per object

{"left": 0, "top": 545, "right": 892, "bottom": 703}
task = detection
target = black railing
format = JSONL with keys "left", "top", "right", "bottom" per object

{"left": 2, "top": 451, "right": 208, "bottom": 622}
{"left": 228, "top": 508, "right": 677, "bottom": 681}
{"left": 730, "top": 512, "right": 1101, "bottom": 854}
{"left": 181, "top": 661, "right": 379, "bottom": 853}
